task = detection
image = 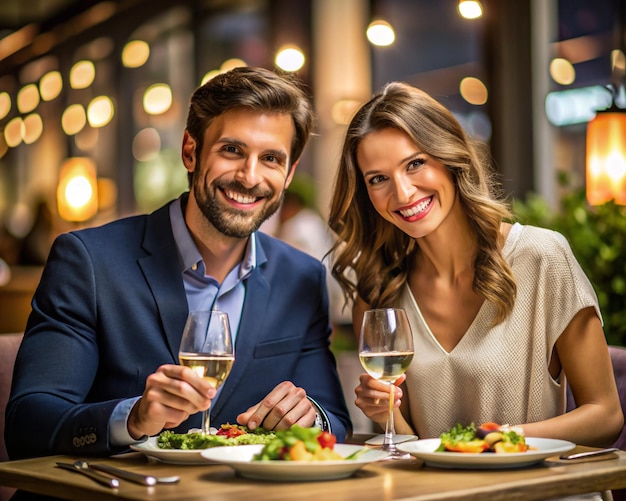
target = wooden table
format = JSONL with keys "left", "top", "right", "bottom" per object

{"left": 0, "top": 444, "right": 624, "bottom": 501}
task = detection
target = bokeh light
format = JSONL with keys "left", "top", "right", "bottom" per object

{"left": 40, "top": 70, "right": 63, "bottom": 101}
{"left": 458, "top": 1, "right": 483, "bottom": 19}
{"left": 4, "top": 117, "right": 24, "bottom": 147}
{"left": 0, "top": 92, "right": 11, "bottom": 120}
{"left": 367, "top": 20, "right": 395, "bottom": 47}
{"left": 62, "top": 104, "right": 87, "bottom": 135}
{"left": 17, "top": 84, "right": 40, "bottom": 113}
{"left": 143, "top": 84, "right": 173, "bottom": 115}
{"left": 550, "top": 58, "right": 576, "bottom": 85}
{"left": 132, "top": 127, "right": 161, "bottom": 162}
{"left": 221, "top": 58, "right": 247, "bottom": 72}
{"left": 70, "top": 60, "right": 96, "bottom": 89}
{"left": 122, "top": 40, "right": 150, "bottom": 68}
{"left": 22, "top": 113, "right": 43, "bottom": 144}
{"left": 275, "top": 46, "right": 305, "bottom": 72}
{"left": 87, "top": 95, "right": 114, "bottom": 127}
{"left": 460, "top": 77, "right": 488, "bottom": 105}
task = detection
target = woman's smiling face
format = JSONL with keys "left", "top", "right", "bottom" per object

{"left": 356, "top": 127, "right": 457, "bottom": 239}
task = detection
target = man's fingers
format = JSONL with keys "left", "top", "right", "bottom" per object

{"left": 238, "top": 381, "right": 309, "bottom": 430}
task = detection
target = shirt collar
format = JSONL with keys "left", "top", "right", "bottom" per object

{"left": 169, "top": 194, "right": 259, "bottom": 280}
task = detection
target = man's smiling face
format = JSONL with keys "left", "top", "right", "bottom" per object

{"left": 184, "top": 107, "right": 296, "bottom": 238}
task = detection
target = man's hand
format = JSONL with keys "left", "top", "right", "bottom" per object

{"left": 236, "top": 381, "right": 316, "bottom": 431}
{"left": 127, "top": 364, "right": 216, "bottom": 439}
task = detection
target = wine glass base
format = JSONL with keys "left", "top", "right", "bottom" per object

{"left": 381, "top": 452, "right": 413, "bottom": 461}
{"left": 365, "top": 433, "right": 419, "bottom": 446}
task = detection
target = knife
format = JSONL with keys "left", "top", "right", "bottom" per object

{"left": 56, "top": 462, "right": 120, "bottom": 488}
{"left": 86, "top": 462, "right": 180, "bottom": 485}
{"left": 559, "top": 448, "right": 620, "bottom": 460}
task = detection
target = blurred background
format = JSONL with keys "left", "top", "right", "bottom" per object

{"left": 0, "top": 0, "right": 625, "bottom": 429}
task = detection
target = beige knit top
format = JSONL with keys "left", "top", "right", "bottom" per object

{"left": 397, "top": 223, "right": 601, "bottom": 439}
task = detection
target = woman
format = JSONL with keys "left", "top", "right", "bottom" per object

{"left": 328, "top": 82, "right": 623, "bottom": 446}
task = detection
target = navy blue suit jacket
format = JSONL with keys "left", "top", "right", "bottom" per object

{"left": 6, "top": 200, "right": 351, "bottom": 459}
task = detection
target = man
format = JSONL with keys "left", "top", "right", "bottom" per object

{"left": 6, "top": 66, "right": 351, "bottom": 459}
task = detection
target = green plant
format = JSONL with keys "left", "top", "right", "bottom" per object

{"left": 512, "top": 177, "right": 626, "bottom": 347}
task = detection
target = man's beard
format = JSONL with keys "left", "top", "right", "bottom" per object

{"left": 193, "top": 171, "right": 284, "bottom": 238}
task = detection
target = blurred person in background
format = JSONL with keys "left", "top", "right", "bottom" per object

{"left": 328, "top": 82, "right": 623, "bottom": 447}
{"left": 272, "top": 174, "right": 351, "bottom": 328}
{"left": 17, "top": 199, "right": 56, "bottom": 266}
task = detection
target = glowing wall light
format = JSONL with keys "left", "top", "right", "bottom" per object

{"left": 586, "top": 106, "right": 626, "bottom": 205}
{"left": 57, "top": 157, "right": 98, "bottom": 222}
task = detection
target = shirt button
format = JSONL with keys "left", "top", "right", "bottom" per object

{"left": 191, "top": 263, "right": 197, "bottom": 271}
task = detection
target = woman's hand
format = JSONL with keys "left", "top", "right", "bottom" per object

{"left": 354, "top": 373, "right": 410, "bottom": 428}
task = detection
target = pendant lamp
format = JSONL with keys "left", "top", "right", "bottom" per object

{"left": 586, "top": 1, "right": 626, "bottom": 206}
{"left": 586, "top": 99, "right": 626, "bottom": 205}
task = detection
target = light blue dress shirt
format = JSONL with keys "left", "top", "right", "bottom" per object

{"left": 109, "top": 195, "right": 257, "bottom": 446}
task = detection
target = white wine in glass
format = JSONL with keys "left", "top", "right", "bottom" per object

{"left": 179, "top": 310, "right": 234, "bottom": 435}
{"left": 358, "top": 308, "right": 414, "bottom": 459}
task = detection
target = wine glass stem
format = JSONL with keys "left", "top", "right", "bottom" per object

{"left": 202, "top": 409, "right": 211, "bottom": 435}
{"left": 383, "top": 383, "right": 397, "bottom": 453}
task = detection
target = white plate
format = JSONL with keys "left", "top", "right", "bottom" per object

{"left": 200, "top": 444, "right": 388, "bottom": 481}
{"left": 397, "top": 437, "right": 576, "bottom": 469}
{"left": 130, "top": 437, "right": 215, "bottom": 465}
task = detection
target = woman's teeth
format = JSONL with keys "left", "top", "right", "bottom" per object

{"left": 399, "top": 197, "right": 432, "bottom": 217}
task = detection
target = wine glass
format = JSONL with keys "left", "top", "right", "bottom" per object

{"left": 178, "top": 310, "right": 235, "bottom": 435}
{"left": 358, "top": 308, "right": 414, "bottom": 459}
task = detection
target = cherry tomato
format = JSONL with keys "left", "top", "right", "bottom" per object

{"left": 476, "top": 421, "right": 501, "bottom": 439}
{"left": 216, "top": 424, "right": 248, "bottom": 438}
{"left": 317, "top": 431, "right": 337, "bottom": 449}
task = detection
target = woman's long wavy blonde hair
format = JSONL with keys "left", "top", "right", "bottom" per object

{"left": 328, "top": 82, "right": 516, "bottom": 325}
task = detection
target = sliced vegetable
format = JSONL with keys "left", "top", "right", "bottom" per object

{"left": 437, "top": 422, "right": 528, "bottom": 454}
{"left": 443, "top": 439, "right": 490, "bottom": 454}
{"left": 253, "top": 424, "right": 344, "bottom": 461}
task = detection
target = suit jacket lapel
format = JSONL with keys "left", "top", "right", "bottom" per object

{"left": 138, "top": 202, "right": 189, "bottom": 360}
{"left": 212, "top": 257, "right": 271, "bottom": 415}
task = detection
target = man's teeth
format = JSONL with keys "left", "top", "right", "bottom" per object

{"left": 399, "top": 197, "right": 432, "bottom": 217}
{"left": 226, "top": 190, "right": 256, "bottom": 204}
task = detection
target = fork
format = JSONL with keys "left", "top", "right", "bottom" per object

{"left": 56, "top": 461, "right": 120, "bottom": 488}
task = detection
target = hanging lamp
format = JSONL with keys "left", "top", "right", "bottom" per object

{"left": 586, "top": 1, "right": 626, "bottom": 206}
{"left": 586, "top": 96, "right": 626, "bottom": 205}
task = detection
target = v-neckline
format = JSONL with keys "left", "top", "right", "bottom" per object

{"left": 403, "top": 223, "right": 522, "bottom": 354}
{"left": 404, "top": 284, "right": 487, "bottom": 354}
